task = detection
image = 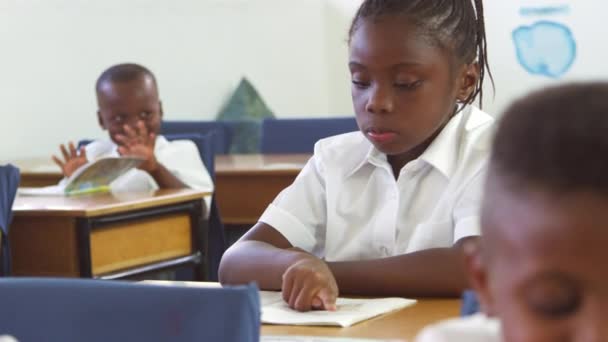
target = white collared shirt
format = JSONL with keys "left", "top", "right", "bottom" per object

{"left": 82, "top": 135, "right": 214, "bottom": 209}
{"left": 259, "top": 106, "right": 494, "bottom": 261}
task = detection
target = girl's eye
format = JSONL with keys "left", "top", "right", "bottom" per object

{"left": 139, "top": 112, "right": 151, "bottom": 119}
{"left": 113, "top": 116, "right": 124, "bottom": 123}
{"left": 395, "top": 80, "right": 422, "bottom": 90}
{"left": 352, "top": 80, "right": 370, "bottom": 89}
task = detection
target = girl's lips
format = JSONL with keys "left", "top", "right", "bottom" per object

{"left": 367, "top": 130, "right": 397, "bottom": 144}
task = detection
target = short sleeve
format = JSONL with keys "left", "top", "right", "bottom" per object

{"left": 453, "top": 169, "right": 486, "bottom": 243}
{"left": 259, "top": 154, "right": 327, "bottom": 253}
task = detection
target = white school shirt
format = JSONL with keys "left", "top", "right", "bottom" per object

{"left": 415, "top": 314, "right": 502, "bottom": 342}
{"left": 80, "top": 135, "right": 214, "bottom": 210}
{"left": 259, "top": 106, "right": 494, "bottom": 261}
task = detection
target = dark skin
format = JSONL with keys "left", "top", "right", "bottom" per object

{"left": 220, "top": 16, "right": 480, "bottom": 311}
{"left": 467, "top": 173, "right": 608, "bottom": 342}
{"left": 52, "top": 75, "right": 186, "bottom": 189}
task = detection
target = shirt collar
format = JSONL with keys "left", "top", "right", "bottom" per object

{"left": 345, "top": 106, "right": 476, "bottom": 180}
{"left": 418, "top": 106, "right": 472, "bottom": 179}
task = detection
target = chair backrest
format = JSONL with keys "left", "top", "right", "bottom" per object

{"left": 162, "top": 120, "right": 231, "bottom": 155}
{"left": 260, "top": 117, "right": 359, "bottom": 154}
{"left": 0, "top": 278, "right": 260, "bottom": 342}
{"left": 461, "top": 290, "right": 481, "bottom": 316}
{"left": 164, "top": 132, "right": 225, "bottom": 281}
{"left": 0, "top": 165, "right": 20, "bottom": 276}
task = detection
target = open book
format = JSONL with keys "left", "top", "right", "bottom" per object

{"left": 260, "top": 291, "right": 416, "bottom": 328}
{"left": 18, "top": 156, "right": 143, "bottom": 196}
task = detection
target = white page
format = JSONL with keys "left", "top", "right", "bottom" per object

{"left": 18, "top": 185, "right": 64, "bottom": 196}
{"left": 260, "top": 291, "right": 416, "bottom": 328}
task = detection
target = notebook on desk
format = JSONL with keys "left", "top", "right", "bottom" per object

{"left": 18, "top": 156, "right": 142, "bottom": 196}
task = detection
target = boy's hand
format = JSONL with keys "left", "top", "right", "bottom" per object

{"left": 281, "top": 252, "right": 339, "bottom": 312}
{"left": 115, "top": 121, "right": 159, "bottom": 173}
{"left": 52, "top": 142, "right": 87, "bottom": 178}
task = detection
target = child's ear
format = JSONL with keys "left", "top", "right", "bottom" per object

{"left": 457, "top": 62, "right": 480, "bottom": 103}
{"left": 159, "top": 101, "right": 164, "bottom": 119}
{"left": 463, "top": 238, "right": 497, "bottom": 317}
{"left": 97, "top": 110, "right": 107, "bottom": 130}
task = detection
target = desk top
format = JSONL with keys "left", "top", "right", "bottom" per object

{"left": 13, "top": 188, "right": 210, "bottom": 217}
{"left": 216, "top": 154, "right": 310, "bottom": 176}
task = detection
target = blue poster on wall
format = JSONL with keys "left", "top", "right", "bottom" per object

{"left": 513, "top": 5, "right": 577, "bottom": 78}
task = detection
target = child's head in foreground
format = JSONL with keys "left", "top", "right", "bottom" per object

{"left": 470, "top": 82, "right": 608, "bottom": 341}
{"left": 348, "top": 0, "right": 491, "bottom": 160}
{"left": 95, "top": 63, "right": 163, "bottom": 145}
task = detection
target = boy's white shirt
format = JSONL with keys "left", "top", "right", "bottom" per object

{"left": 259, "top": 106, "right": 494, "bottom": 261}
{"left": 415, "top": 314, "right": 501, "bottom": 342}
{"left": 68, "top": 135, "right": 213, "bottom": 211}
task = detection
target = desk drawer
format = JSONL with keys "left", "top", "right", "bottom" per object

{"left": 90, "top": 213, "right": 192, "bottom": 276}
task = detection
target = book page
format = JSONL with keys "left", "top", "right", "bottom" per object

{"left": 261, "top": 291, "right": 416, "bottom": 328}
{"left": 65, "top": 156, "right": 143, "bottom": 194}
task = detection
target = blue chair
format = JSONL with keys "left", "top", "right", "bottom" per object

{"left": 165, "top": 133, "right": 226, "bottom": 281}
{"left": 162, "top": 120, "right": 231, "bottom": 155}
{"left": 0, "top": 165, "right": 20, "bottom": 276}
{"left": 461, "top": 290, "right": 481, "bottom": 316}
{"left": 260, "top": 117, "right": 359, "bottom": 154}
{"left": 0, "top": 278, "right": 260, "bottom": 342}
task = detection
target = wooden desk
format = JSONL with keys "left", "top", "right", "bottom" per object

{"left": 8, "top": 158, "right": 63, "bottom": 187}
{"left": 215, "top": 154, "right": 309, "bottom": 225}
{"left": 262, "top": 299, "right": 459, "bottom": 341}
{"left": 9, "top": 154, "right": 309, "bottom": 226}
{"left": 11, "top": 189, "right": 210, "bottom": 280}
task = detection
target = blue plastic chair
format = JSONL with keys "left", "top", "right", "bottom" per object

{"left": 162, "top": 120, "right": 231, "bottom": 155}
{"left": 0, "top": 165, "right": 20, "bottom": 276}
{"left": 260, "top": 117, "right": 359, "bottom": 154}
{"left": 0, "top": 278, "right": 260, "bottom": 342}
{"left": 461, "top": 290, "right": 481, "bottom": 316}
{"left": 165, "top": 132, "right": 226, "bottom": 281}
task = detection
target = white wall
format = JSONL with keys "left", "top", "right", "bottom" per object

{"left": 2, "top": 0, "right": 607, "bottom": 161}
{"left": 0, "top": 0, "right": 334, "bottom": 160}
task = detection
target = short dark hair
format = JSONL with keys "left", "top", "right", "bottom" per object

{"left": 95, "top": 63, "right": 157, "bottom": 93}
{"left": 491, "top": 82, "right": 608, "bottom": 195}
{"left": 348, "top": 0, "right": 493, "bottom": 107}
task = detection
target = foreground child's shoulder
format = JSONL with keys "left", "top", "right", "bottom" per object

{"left": 415, "top": 314, "right": 501, "bottom": 342}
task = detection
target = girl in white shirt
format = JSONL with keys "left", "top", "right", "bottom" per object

{"left": 220, "top": 0, "right": 494, "bottom": 311}
{"left": 417, "top": 83, "right": 608, "bottom": 341}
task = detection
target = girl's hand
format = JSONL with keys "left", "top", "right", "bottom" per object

{"left": 281, "top": 253, "right": 339, "bottom": 312}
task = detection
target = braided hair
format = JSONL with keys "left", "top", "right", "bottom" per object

{"left": 349, "top": 0, "right": 493, "bottom": 107}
